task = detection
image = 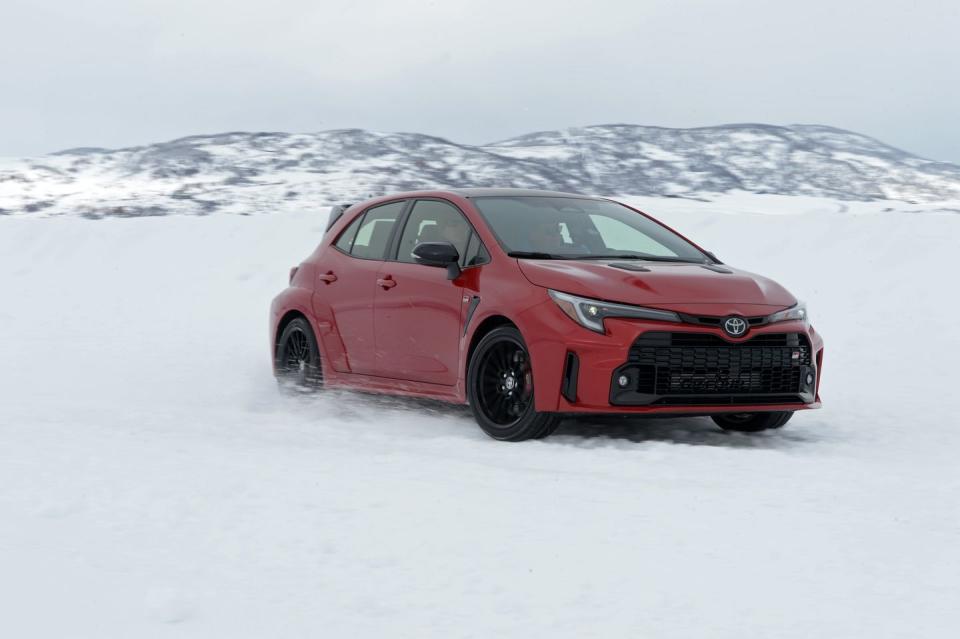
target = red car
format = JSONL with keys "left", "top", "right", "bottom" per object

{"left": 270, "top": 189, "right": 823, "bottom": 441}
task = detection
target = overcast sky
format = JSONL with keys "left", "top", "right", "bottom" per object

{"left": 2, "top": 0, "right": 958, "bottom": 160}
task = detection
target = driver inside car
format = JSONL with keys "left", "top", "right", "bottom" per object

{"left": 528, "top": 220, "right": 565, "bottom": 253}
{"left": 434, "top": 214, "right": 471, "bottom": 255}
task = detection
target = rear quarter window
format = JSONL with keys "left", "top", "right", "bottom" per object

{"left": 334, "top": 214, "right": 363, "bottom": 252}
{"left": 349, "top": 201, "right": 406, "bottom": 260}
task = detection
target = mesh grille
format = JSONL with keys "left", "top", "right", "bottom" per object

{"left": 629, "top": 332, "right": 811, "bottom": 396}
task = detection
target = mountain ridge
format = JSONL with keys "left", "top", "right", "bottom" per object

{"left": 3, "top": 123, "right": 960, "bottom": 218}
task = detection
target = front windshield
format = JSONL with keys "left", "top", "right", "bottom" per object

{"left": 471, "top": 196, "right": 709, "bottom": 262}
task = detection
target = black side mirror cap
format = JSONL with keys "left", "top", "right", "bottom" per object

{"left": 412, "top": 242, "right": 461, "bottom": 280}
{"left": 413, "top": 241, "right": 459, "bottom": 265}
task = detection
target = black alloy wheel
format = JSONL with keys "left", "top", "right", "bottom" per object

{"left": 467, "top": 326, "right": 559, "bottom": 441}
{"left": 276, "top": 317, "right": 324, "bottom": 390}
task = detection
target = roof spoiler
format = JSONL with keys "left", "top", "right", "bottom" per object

{"left": 325, "top": 204, "right": 353, "bottom": 232}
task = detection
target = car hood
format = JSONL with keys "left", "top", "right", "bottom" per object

{"left": 518, "top": 259, "right": 796, "bottom": 311}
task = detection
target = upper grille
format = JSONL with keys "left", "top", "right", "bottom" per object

{"left": 628, "top": 332, "right": 811, "bottom": 396}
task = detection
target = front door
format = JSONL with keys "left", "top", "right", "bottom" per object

{"left": 373, "top": 199, "right": 472, "bottom": 385}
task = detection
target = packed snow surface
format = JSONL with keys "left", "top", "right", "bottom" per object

{"left": 1, "top": 194, "right": 959, "bottom": 637}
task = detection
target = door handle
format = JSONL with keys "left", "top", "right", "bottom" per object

{"left": 319, "top": 271, "right": 338, "bottom": 284}
{"left": 377, "top": 276, "right": 397, "bottom": 289}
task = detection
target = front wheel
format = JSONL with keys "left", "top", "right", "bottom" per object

{"left": 711, "top": 411, "right": 793, "bottom": 433}
{"left": 467, "top": 326, "right": 559, "bottom": 441}
{"left": 275, "top": 317, "right": 324, "bottom": 391}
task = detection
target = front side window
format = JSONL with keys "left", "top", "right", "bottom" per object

{"left": 462, "top": 232, "right": 490, "bottom": 267}
{"left": 349, "top": 201, "right": 406, "bottom": 260}
{"left": 396, "top": 200, "right": 473, "bottom": 264}
{"left": 471, "top": 196, "right": 708, "bottom": 262}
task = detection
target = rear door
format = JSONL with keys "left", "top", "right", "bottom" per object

{"left": 316, "top": 200, "right": 406, "bottom": 375}
{"left": 373, "top": 199, "right": 481, "bottom": 385}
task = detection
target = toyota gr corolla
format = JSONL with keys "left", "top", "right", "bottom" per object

{"left": 270, "top": 189, "right": 823, "bottom": 441}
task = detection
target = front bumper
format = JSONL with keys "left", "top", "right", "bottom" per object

{"left": 518, "top": 299, "right": 824, "bottom": 414}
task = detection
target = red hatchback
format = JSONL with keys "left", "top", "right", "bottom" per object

{"left": 270, "top": 189, "right": 823, "bottom": 441}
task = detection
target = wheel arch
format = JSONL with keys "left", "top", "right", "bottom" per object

{"left": 273, "top": 309, "right": 310, "bottom": 366}
{"left": 465, "top": 314, "right": 517, "bottom": 376}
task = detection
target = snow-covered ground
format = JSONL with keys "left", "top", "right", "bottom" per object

{"left": 1, "top": 195, "right": 958, "bottom": 637}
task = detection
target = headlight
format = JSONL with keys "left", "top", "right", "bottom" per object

{"left": 767, "top": 302, "right": 808, "bottom": 325}
{"left": 548, "top": 289, "right": 680, "bottom": 334}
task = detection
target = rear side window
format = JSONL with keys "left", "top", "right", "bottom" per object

{"left": 348, "top": 201, "right": 406, "bottom": 260}
{"left": 334, "top": 214, "right": 363, "bottom": 252}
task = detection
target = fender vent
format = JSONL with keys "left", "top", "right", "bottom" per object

{"left": 561, "top": 352, "right": 580, "bottom": 403}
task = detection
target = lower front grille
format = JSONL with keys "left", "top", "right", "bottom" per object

{"left": 651, "top": 394, "right": 805, "bottom": 406}
{"left": 611, "top": 332, "right": 815, "bottom": 406}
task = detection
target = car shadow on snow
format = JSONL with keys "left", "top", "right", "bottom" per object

{"left": 549, "top": 414, "right": 820, "bottom": 449}
{"left": 280, "top": 388, "right": 821, "bottom": 450}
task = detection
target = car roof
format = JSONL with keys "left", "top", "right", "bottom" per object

{"left": 446, "top": 187, "right": 602, "bottom": 199}
{"left": 340, "top": 188, "right": 608, "bottom": 215}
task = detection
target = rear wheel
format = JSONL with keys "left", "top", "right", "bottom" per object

{"left": 712, "top": 411, "right": 793, "bottom": 433}
{"left": 275, "top": 317, "right": 323, "bottom": 391}
{"left": 467, "top": 326, "right": 559, "bottom": 441}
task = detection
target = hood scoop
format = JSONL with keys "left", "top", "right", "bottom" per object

{"left": 608, "top": 262, "right": 652, "bottom": 273}
{"left": 700, "top": 264, "right": 733, "bottom": 274}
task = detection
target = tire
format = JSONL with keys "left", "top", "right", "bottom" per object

{"left": 466, "top": 326, "right": 559, "bottom": 441}
{"left": 711, "top": 411, "right": 793, "bottom": 433}
{"left": 275, "top": 317, "right": 324, "bottom": 391}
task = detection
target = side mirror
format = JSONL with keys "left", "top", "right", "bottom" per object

{"left": 412, "top": 241, "right": 461, "bottom": 280}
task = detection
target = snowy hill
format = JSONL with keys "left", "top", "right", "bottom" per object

{"left": 487, "top": 124, "right": 960, "bottom": 202}
{"left": 3, "top": 124, "right": 960, "bottom": 218}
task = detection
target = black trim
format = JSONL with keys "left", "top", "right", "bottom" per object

{"left": 651, "top": 394, "right": 804, "bottom": 406}
{"left": 561, "top": 352, "right": 580, "bottom": 403}
{"left": 386, "top": 199, "right": 416, "bottom": 261}
{"left": 610, "top": 332, "right": 817, "bottom": 406}
{"left": 463, "top": 295, "right": 481, "bottom": 336}
{"left": 676, "top": 312, "right": 772, "bottom": 330}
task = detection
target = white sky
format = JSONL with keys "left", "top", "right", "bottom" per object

{"left": 2, "top": 0, "right": 958, "bottom": 160}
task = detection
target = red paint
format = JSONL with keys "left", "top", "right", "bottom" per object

{"left": 270, "top": 190, "right": 824, "bottom": 415}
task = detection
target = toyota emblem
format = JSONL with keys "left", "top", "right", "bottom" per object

{"left": 723, "top": 316, "right": 748, "bottom": 337}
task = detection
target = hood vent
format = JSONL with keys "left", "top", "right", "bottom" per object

{"left": 609, "top": 262, "right": 652, "bottom": 272}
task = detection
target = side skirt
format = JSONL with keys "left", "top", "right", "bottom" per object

{"left": 322, "top": 370, "right": 466, "bottom": 404}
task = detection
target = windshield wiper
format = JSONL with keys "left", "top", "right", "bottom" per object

{"left": 507, "top": 251, "right": 569, "bottom": 259}
{"left": 577, "top": 254, "right": 706, "bottom": 264}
